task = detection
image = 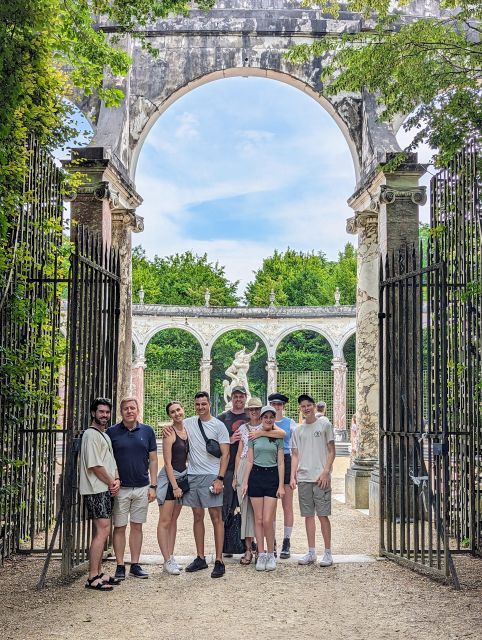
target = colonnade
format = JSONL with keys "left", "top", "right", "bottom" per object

{"left": 131, "top": 348, "right": 351, "bottom": 436}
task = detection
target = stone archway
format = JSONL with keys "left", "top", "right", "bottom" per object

{"left": 67, "top": 0, "right": 432, "bottom": 508}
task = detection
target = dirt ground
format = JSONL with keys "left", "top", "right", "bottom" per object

{"left": 1, "top": 458, "right": 482, "bottom": 640}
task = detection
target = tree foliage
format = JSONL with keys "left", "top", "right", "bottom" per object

{"left": 146, "top": 329, "right": 202, "bottom": 370}
{"left": 245, "top": 245, "right": 357, "bottom": 306}
{"left": 132, "top": 247, "right": 239, "bottom": 305}
{"left": 286, "top": 0, "right": 481, "bottom": 166}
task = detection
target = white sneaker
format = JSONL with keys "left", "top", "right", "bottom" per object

{"left": 319, "top": 551, "right": 333, "bottom": 567}
{"left": 164, "top": 558, "right": 180, "bottom": 575}
{"left": 298, "top": 551, "right": 317, "bottom": 565}
{"left": 256, "top": 553, "right": 267, "bottom": 571}
{"left": 265, "top": 553, "right": 276, "bottom": 571}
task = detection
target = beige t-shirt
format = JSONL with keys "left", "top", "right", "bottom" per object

{"left": 79, "top": 427, "right": 117, "bottom": 495}
{"left": 291, "top": 417, "right": 335, "bottom": 483}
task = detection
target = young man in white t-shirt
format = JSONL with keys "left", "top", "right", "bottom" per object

{"left": 290, "top": 394, "right": 336, "bottom": 567}
{"left": 173, "top": 391, "right": 230, "bottom": 578}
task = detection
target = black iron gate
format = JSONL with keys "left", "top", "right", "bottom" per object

{"left": 379, "top": 140, "right": 481, "bottom": 586}
{"left": 0, "top": 136, "right": 64, "bottom": 562}
{"left": 60, "top": 226, "right": 120, "bottom": 575}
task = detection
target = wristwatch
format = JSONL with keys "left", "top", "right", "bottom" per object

{"left": 149, "top": 484, "right": 157, "bottom": 489}
{"left": 217, "top": 475, "right": 224, "bottom": 481}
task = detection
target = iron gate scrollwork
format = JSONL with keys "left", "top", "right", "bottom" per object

{"left": 379, "top": 140, "right": 481, "bottom": 586}
{"left": 61, "top": 226, "right": 120, "bottom": 576}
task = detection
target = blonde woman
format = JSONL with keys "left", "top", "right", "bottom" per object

{"left": 242, "top": 406, "right": 285, "bottom": 572}
{"left": 156, "top": 401, "right": 189, "bottom": 576}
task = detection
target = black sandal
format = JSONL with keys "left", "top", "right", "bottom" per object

{"left": 85, "top": 575, "right": 113, "bottom": 591}
{"left": 99, "top": 573, "right": 121, "bottom": 586}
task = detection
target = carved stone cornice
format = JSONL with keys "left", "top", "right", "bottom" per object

{"left": 379, "top": 185, "right": 427, "bottom": 205}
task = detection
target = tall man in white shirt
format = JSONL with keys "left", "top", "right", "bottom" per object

{"left": 290, "top": 393, "right": 336, "bottom": 567}
{"left": 181, "top": 391, "right": 230, "bottom": 578}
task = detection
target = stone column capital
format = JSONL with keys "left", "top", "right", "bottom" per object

{"left": 331, "top": 356, "right": 347, "bottom": 370}
{"left": 346, "top": 211, "right": 378, "bottom": 235}
{"left": 378, "top": 184, "right": 427, "bottom": 206}
{"left": 132, "top": 354, "right": 146, "bottom": 369}
{"left": 111, "top": 209, "right": 144, "bottom": 233}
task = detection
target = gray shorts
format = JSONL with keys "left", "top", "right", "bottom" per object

{"left": 298, "top": 482, "right": 332, "bottom": 517}
{"left": 182, "top": 474, "right": 223, "bottom": 509}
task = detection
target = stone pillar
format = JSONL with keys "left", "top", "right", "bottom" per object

{"left": 200, "top": 358, "right": 212, "bottom": 394}
{"left": 112, "top": 209, "right": 143, "bottom": 408}
{"left": 345, "top": 211, "right": 379, "bottom": 508}
{"left": 131, "top": 355, "right": 146, "bottom": 418}
{"left": 331, "top": 356, "right": 347, "bottom": 441}
{"left": 344, "top": 155, "right": 425, "bottom": 510}
{"left": 63, "top": 147, "right": 143, "bottom": 418}
{"left": 266, "top": 358, "right": 277, "bottom": 397}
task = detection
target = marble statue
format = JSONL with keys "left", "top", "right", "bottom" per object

{"left": 222, "top": 342, "right": 259, "bottom": 409}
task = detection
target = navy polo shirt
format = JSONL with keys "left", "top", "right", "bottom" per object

{"left": 107, "top": 422, "right": 157, "bottom": 487}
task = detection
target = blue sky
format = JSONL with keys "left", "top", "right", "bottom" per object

{"left": 69, "top": 76, "right": 431, "bottom": 295}
{"left": 134, "top": 77, "right": 358, "bottom": 293}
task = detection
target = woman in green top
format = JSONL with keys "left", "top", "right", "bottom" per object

{"left": 242, "top": 406, "right": 285, "bottom": 571}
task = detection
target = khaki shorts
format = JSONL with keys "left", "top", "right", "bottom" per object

{"left": 298, "top": 482, "right": 331, "bottom": 517}
{"left": 113, "top": 486, "right": 149, "bottom": 527}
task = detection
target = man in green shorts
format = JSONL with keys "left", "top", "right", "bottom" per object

{"left": 290, "top": 394, "right": 336, "bottom": 567}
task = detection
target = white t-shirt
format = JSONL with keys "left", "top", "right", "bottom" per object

{"left": 184, "top": 415, "right": 230, "bottom": 475}
{"left": 79, "top": 427, "right": 117, "bottom": 495}
{"left": 291, "top": 417, "right": 335, "bottom": 483}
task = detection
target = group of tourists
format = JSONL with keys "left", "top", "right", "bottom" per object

{"left": 79, "top": 387, "right": 335, "bottom": 591}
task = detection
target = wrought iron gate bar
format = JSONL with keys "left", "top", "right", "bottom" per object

{"left": 0, "top": 135, "right": 64, "bottom": 562}
{"left": 61, "top": 225, "right": 120, "bottom": 575}
{"left": 78, "top": 254, "right": 121, "bottom": 280}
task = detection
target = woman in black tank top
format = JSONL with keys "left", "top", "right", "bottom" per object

{"left": 157, "top": 401, "right": 189, "bottom": 575}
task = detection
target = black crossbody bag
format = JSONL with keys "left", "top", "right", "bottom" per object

{"left": 197, "top": 418, "right": 222, "bottom": 458}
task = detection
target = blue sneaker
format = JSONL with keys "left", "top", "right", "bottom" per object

{"left": 129, "top": 563, "right": 149, "bottom": 578}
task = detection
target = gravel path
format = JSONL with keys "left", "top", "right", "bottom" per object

{"left": 1, "top": 458, "right": 481, "bottom": 640}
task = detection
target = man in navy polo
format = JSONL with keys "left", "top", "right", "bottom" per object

{"left": 107, "top": 397, "right": 158, "bottom": 579}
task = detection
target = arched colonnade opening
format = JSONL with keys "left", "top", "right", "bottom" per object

{"left": 133, "top": 322, "right": 356, "bottom": 439}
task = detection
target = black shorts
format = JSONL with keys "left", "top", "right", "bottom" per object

{"left": 165, "top": 482, "right": 176, "bottom": 501}
{"left": 284, "top": 454, "right": 291, "bottom": 486}
{"left": 248, "top": 464, "right": 279, "bottom": 499}
{"left": 85, "top": 491, "right": 113, "bottom": 520}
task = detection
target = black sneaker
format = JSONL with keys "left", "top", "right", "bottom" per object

{"left": 129, "top": 563, "right": 149, "bottom": 579}
{"left": 211, "top": 560, "right": 225, "bottom": 578}
{"left": 114, "top": 564, "right": 126, "bottom": 580}
{"left": 280, "top": 537, "right": 291, "bottom": 559}
{"left": 185, "top": 556, "right": 209, "bottom": 573}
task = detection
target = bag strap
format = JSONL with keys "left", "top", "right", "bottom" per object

{"left": 88, "top": 426, "right": 110, "bottom": 446}
{"left": 230, "top": 490, "right": 239, "bottom": 513}
{"left": 197, "top": 418, "right": 209, "bottom": 443}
